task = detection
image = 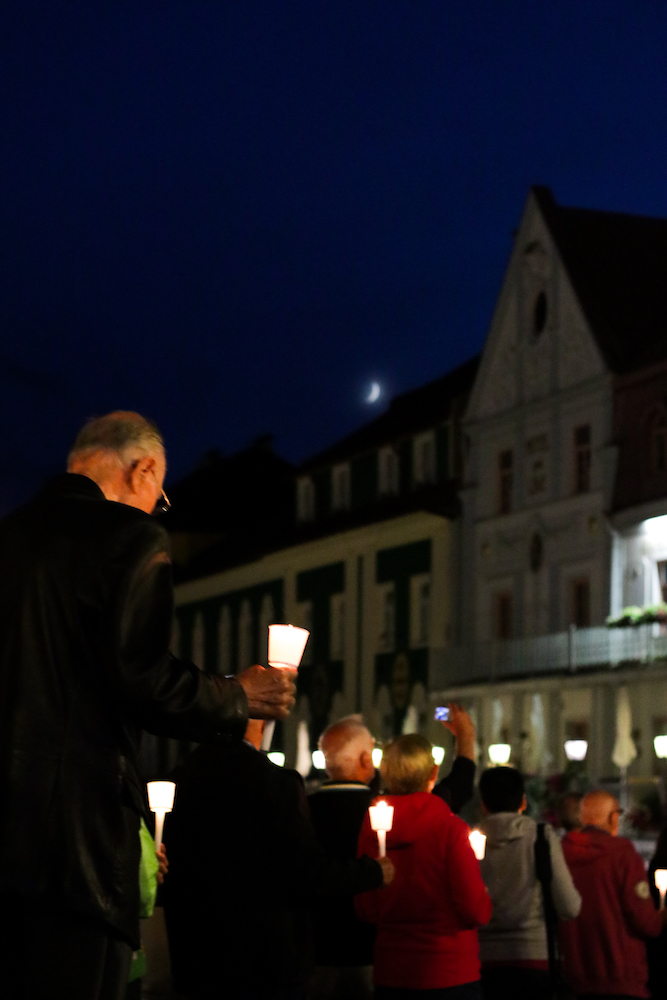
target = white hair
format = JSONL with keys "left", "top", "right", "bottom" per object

{"left": 319, "top": 715, "right": 373, "bottom": 775}
{"left": 68, "top": 411, "right": 164, "bottom": 469}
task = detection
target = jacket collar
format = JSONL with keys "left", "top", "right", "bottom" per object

{"left": 37, "top": 473, "right": 106, "bottom": 502}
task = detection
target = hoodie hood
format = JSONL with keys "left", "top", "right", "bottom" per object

{"left": 375, "top": 792, "right": 450, "bottom": 850}
{"left": 562, "top": 826, "right": 617, "bottom": 870}
{"left": 479, "top": 811, "right": 535, "bottom": 848}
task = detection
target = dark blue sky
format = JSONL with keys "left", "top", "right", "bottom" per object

{"left": 1, "top": 2, "right": 667, "bottom": 510}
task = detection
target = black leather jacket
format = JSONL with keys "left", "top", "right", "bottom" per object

{"left": 0, "top": 474, "right": 247, "bottom": 945}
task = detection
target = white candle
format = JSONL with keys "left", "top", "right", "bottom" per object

{"left": 469, "top": 829, "right": 487, "bottom": 860}
{"left": 268, "top": 624, "right": 310, "bottom": 668}
{"left": 369, "top": 800, "right": 394, "bottom": 858}
{"left": 261, "top": 624, "right": 310, "bottom": 753}
{"left": 147, "top": 780, "right": 176, "bottom": 850}
{"left": 655, "top": 868, "right": 667, "bottom": 908}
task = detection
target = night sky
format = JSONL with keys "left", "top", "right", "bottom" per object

{"left": 2, "top": 2, "right": 667, "bottom": 512}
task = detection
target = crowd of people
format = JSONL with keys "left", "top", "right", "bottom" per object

{"left": 1, "top": 410, "right": 667, "bottom": 1000}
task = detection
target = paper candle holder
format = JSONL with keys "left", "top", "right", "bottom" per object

{"left": 369, "top": 800, "right": 394, "bottom": 858}
{"left": 147, "top": 780, "right": 176, "bottom": 850}
{"left": 469, "top": 829, "right": 486, "bottom": 860}
{"left": 268, "top": 624, "right": 310, "bottom": 669}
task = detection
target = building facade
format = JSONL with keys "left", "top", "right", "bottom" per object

{"left": 148, "top": 187, "right": 667, "bottom": 800}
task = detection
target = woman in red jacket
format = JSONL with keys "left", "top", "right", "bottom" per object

{"left": 356, "top": 734, "right": 491, "bottom": 1000}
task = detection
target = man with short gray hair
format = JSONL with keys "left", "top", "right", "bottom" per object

{"left": 560, "top": 789, "right": 666, "bottom": 999}
{"left": 308, "top": 717, "right": 378, "bottom": 999}
{"left": 0, "top": 410, "right": 296, "bottom": 1000}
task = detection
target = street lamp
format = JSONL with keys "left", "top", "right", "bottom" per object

{"left": 312, "top": 749, "right": 326, "bottom": 771}
{"left": 488, "top": 743, "right": 511, "bottom": 765}
{"left": 654, "top": 735, "right": 667, "bottom": 759}
{"left": 432, "top": 746, "right": 445, "bottom": 765}
{"left": 564, "top": 740, "right": 588, "bottom": 762}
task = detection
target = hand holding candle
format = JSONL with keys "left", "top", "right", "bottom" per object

{"left": 369, "top": 800, "right": 394, "bottom": 858}
{"left": 258, "top": 624, "right": 310, "bottom": 751}
{"left": 655, "top": 868, "right": 667, "bottom": 908}
{"left": 147, "top": 780, "right": 176, "bottom": 851}
{"left": 469, "top": 829, "right": 487, "bottom": 860}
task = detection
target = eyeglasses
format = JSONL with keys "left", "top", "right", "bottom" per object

{"left": 152, "top": 490, "right": 171, "bottom": 517}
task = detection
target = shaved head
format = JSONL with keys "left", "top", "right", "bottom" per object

{"left": 580, "top": 790, "right": 621, "bottom": 835}
{"left": 319, "top": 716, "right": 375, "bottom": 783}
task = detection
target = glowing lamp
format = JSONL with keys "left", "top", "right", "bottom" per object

{"left": 488, "top": 743, "right": 511, "bottom": 766}
{"left": 432, "top": 746, "right": 445, "bottom": 765}
{"left": 655, "top": 869, "right": 667, "bottom": 908}
{"left": 268, "top": 624, "right": 310, "bottom": 669}
{"left": 564, "top": 740, "right": 588, "bottom": 762}
{"left": 147, "top": 780, "right": 175, "bottom": 850}
{"left": 267, "top": 752, "right": 285, "bottom": 767}
{"left": 312, "top": 749, "right": 326, "bottom": 771}
{"left": 469, "top": 829, "right": 487, "bottom": 860}
{"left": 369, "top": 800, "right": 394, "bottom": 858}
{"left": 654, "top": 736, "right": 667, "bottom": 759}
{"left": 372, "top": 747, "right": 383, "bottom": 768}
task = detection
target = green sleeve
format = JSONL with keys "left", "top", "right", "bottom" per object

{"left": 138, "top": 817, "right": 160, "bottom": 919}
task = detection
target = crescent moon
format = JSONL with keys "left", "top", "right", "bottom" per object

{"left": 366, "top": 381, "right": 381, "bottom": 404}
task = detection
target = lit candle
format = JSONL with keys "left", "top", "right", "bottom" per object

{"left": 369, "top": 800, "right": 394, "bottom": 858}
{"left": 655, "top": 869, "right": 667, "bottom": 909}
{"left": 261, "top": 624, "right": 311, "bottom": 752}
{"left": 268, "top": 624, "right": 310, "bottom": 669}
{"left": 147, "top": 780, "right": 176, "bottom": 850}
{"left": 469, "top": 829, "right": 487, "bottom": 860}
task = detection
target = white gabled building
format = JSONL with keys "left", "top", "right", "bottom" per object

{"left": 436, "top": 187, "right": 667, "bottom": 789}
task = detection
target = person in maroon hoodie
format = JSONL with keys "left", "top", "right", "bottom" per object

{"left": 560, "top": 790, "right": 666, "bottom": 1000}
{"left": 355, "top": 734, "right": 492, "bottom": 999}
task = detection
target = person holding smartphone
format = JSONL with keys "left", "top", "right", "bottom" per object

{"left": 432, "top": 703, "right": 477, "bottom": 816}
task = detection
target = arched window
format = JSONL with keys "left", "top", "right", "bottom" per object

{"left": 533, "top": 291, "right": 547, "bottom": 337}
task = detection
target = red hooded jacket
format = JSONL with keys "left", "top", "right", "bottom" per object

{"left": 355, "top": 792, "right": 491, "bottom": 989}
{"left": 560, "top": 826, "right": 662, "bottom": 998}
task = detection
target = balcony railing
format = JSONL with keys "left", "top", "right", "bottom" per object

{"left": 431, "top": 624, "right": 667, "bottom": 689}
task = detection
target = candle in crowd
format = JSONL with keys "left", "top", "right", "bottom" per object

{"left": 369, "top": 800, "right": 394, "bottom": 858}
{"left": 147, "top": 780, "right": 176, "bottom": 850}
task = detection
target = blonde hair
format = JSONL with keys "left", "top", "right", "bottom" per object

{"left": 381, "top": 734, "right": 434, "bottom": 795}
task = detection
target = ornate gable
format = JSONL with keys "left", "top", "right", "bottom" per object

{"left": 467, "top": 189, "right": 607, "bottom": 424}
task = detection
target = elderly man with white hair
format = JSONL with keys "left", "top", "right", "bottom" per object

{"left": 307, "top": 707, "right": 476, "bottom": 999}
{"left": 0, "top": 411, "right": 296, "bottom": 1000}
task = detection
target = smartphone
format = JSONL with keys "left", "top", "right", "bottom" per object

{"left": 434, "top": 706, "right": 450, "bottom": 722}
